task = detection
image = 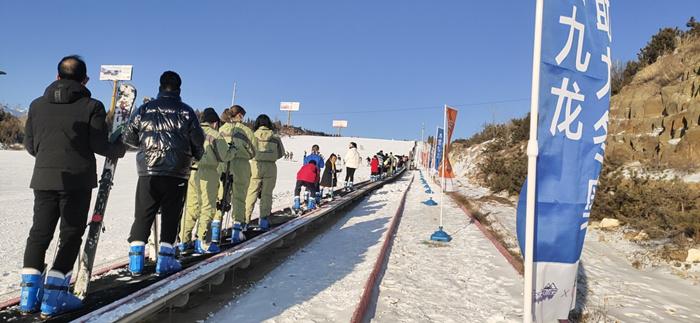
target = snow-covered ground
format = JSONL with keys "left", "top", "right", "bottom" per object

{"left": 207, "top": 176, "right": 412, "bottom": 322}
{"left": 207, "top": 171, "right": 523, "bottom": 323}
{"left": 372, "top": 172, "right": 522, "bottom": 322}
{"left": 0, "top": 135, "right": 413, "bottom": 301}
{"left": 451, "top": 175, "right": 700, "bottom": 322}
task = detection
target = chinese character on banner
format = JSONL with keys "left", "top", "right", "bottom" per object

{"left": 516, "top": 0, "right": 612, "bottom": 322}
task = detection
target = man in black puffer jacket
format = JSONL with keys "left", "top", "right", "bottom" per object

{"left": 122, "top": 71, "right": 204, "bottom": 276}
{"left": 20, "top": 55, "right": 126, "bottom": 315}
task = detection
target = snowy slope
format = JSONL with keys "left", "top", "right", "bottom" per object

{"left": 452, "top": 177, "right": 700, "bottom": 322}
{"left": 0, "top": 135, "right": 413, "bottom": 301}
{"left": 372, "top": 172, "right": 522, "bottom": 322}
{"left": 207, "top": 177, "right": 412, "bottom": 323}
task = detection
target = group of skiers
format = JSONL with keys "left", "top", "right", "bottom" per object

{"left": 293, "top": 142, "right": 363, "bottom": 210}
{"left": 17, "top": 55, "right": 399, "bottom": 318}
{"left": 370, "top": 151, "right": 405, "bottom": 181}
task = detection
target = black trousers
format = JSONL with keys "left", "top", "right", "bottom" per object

{"left": 24, "top": 189, "right": 92, "bottom": 274}
{"left": 294, "top": 180, "right": 318, "bottom": 196}
{"left": 344, "top": 167, "right": 356, "bottom": 182}
{"left": 128, "top": 176, "right": 187, "bottom": 245}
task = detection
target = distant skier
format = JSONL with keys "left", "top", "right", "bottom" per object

{"left": 20, "top": 55, "right": 126, "bottom": 316}
{"left": 245, "top": 115, "right": 285, "bottom": 230}
{"left": 219, "top": 105, "right": 257, "bottom": 243}
{"left": 179, "top": 108, "right": 239, "bottom": 254}
{"left": 294, "top": 160, "right": 321, "bottom": 210}
{"left": 303, "top": 144, "right": 324, "bottom": 203}
{"left": 343, "top": 142, "right": 362, "bottom": 191}
{"left": 122, "top": 71, "right": 205, "bottom": 276}
{"left": 320, "top": 154, "right": 342, "bottom": 199}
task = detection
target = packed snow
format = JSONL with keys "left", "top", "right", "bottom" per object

{"left": 0, "top": 135, "right": 413, "bottom": 302}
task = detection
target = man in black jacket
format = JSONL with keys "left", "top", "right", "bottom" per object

{"left": 122, "top": 71, "right": 205, "bottom": 276}
{"left": 20, "top": 55, "right": 126, "bottom": 316}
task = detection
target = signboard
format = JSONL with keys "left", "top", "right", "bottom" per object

{"left": 332, "top": 120, "right": 348, "bottom": 128}
{"left": 99, "top": 65, "right": 133, "bottom": 81}
{"left": 434, "top": 127, "right": 444, "bottom": 171}
{"left": 280, "top": 102, "right": 300, "bottom": 111}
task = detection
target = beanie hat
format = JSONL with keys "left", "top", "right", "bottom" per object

{"left": 202, "top": 108, "right": 220, "bottom": 124}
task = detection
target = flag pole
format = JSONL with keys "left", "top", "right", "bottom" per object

{"left": 524, "top": 0, "right": 544, "bottom": 322}
{"left": 440, "top": 105, "right": 447, "bottom": 227}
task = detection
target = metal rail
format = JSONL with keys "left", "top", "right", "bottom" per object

{"left": 75, "top": 170, "right": 405, "bottom": 322}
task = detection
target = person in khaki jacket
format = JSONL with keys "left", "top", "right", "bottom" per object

{"left": 244, "top": 114, "right": 285, "bottom": 234}
{"left": 218, "top": 105, "right": 257, "bottom": 243}
{"left": 179, "top": 108, "right": 240, "bottom": 254}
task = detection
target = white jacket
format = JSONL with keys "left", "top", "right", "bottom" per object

{"left": 344, "top": 147, "right": 362, "bottom": 169}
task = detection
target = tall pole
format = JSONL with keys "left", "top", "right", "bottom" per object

{"left": 524, "top": 0, "right": 544, "bottom": 322}
{"left": 440, "top": 105, "right": 447, "bottom": 228}
{"left": 287, "top": 111, "right": 291, "bottom": 127}
{"left": 231, "top": 81, "right": 237, "bottom": 106}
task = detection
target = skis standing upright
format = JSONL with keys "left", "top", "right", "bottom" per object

{"left": 73, "top": 83, "right": 137, "bottom": 299}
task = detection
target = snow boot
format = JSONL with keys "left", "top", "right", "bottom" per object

{"left": 259, "top": 217, "right": 270, "bottom": 231}
{"left": 307, "top": 196, "right": 317, "bottom": 210}
{"left": 156, "top": 243, "right": 181, "bottom": 276}
{"left": 293, "top": 196, "right": 301, "bottom": 210}
{"left": 348, "top": 181, "right": 354, "bottom": 191}
{"left": 19, "top": 268, "right": 44, "bottom": 314}
{"left": 315, "top": 191, "right": 322, "bottom": 204}
{"left": 128, "top": 241, "right": 145, "bottom": 276}
{"left": 232, "top": 222, "right": 247, "bottom": 243}
{"left": 40, "top": 270, "right": 82, "bottom": 318}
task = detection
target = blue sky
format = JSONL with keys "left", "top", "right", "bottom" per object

{"left": 1, "top": 1, "right": 698, "bottom": 140}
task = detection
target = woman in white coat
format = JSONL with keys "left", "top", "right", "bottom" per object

{"left": 343, "top": 142, "right": 362, "bottom": 190}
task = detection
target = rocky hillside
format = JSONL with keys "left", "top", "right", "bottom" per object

{"left": 608, "top": 36, "right": 700, "bottom": 170}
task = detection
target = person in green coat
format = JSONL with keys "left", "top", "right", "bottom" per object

{"left": 218, "top": 105, "right": 257, "bottom": 243}
{"left": 179, "top": 108, "right": 240, "bottom": 254}
{"left": 245, "top": 114, "right": 285, "bottom": 232}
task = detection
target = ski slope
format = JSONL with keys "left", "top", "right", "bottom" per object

{"left": 0, "top": 135, "right": 413, "bottom": 301}
{"left": 206, "top": 172, "right": 522, "bottom": 322}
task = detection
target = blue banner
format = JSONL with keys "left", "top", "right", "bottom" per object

{"left": 516, "top": 0, "right": 611, "bottom": 321}
{"left": 434, "top": 127, "right": 444, "bottom": 171}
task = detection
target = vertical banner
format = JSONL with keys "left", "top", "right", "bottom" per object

{"left": 434, "top": 128, "right": 445, "bottom": 172}
{"left": 517, "top": 0, "right": 612, "bottom": 322}
{"left": 438, "top": 106, "right": 458, "bottom": 178}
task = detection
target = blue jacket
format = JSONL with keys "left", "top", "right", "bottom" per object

{"left": 303, "top": 153, "right": 325, "bottom": 169}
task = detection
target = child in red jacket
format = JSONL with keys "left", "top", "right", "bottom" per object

{"left": 294, "top": 160, "right": 320, "bottom": 210}
{"left": 370, "top": 156, "right": 380, "bottom": 181}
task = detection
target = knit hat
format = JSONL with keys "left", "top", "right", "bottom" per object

{"left": 202, "top": 108, "right": 220, "bottom": 124}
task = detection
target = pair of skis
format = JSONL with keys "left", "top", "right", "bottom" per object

{"left": 73, "top": 83, "right": 137, "bottom": 299}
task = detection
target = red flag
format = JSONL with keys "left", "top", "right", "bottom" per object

{"left": 438, "top": 106, "right": 458, "bottom": 178}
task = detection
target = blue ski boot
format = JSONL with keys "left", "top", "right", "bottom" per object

{"left": 156, "top": 243, "right": 181, "bottom": 276}
{"left": 307, "top": 196, "right": 317, "bottom": 210}
{"left": 315, "top": 191, "right": 322, "bottom": 205}
{"left": 232, "top": 222, "right": 247, "bottom": 243}
{"left": 128, "top": 241, "right": 145, "bottom": 276}
{"left": 40, "top": 270, "right": 82, "bottom": 317}
{"left": 259, "top": 217, "right": 270, "bottom": 230}
{"left": 19, "top": 268, "right": 44, "bottom": 314}
{"left": 194, "top": 239, "right": 220, "bottom": 254}
{"left": 177, "top": 240, "right": 194, "bottom": 253}
{"left": 211, "top": 220, "right": 221, "bottom": 243}
{"left": 293, "top": 196, "right": 301, "bottom": 211}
